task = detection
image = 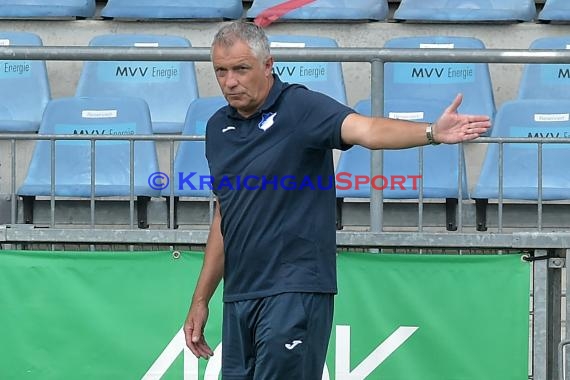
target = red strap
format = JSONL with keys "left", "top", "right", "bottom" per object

{"left": 254, "top": 0, "right": 317, "bottom": 27}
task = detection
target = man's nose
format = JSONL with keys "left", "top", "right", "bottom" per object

{"left": 225, "top": 71, "right": 239, "bottom": 87}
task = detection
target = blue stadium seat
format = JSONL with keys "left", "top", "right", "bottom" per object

{"left": 0, "top": 0, "right": 95, "bottom": 19}
{"left": 166, "top": 96, "right": 227, "bottom": 198}
{"left": 247, "top": 0, "right": 388, "bottom": 21}
{"left": 163, "top": 96, "right": 227, "bottom": 228}
{"left": 538, "top": 0, "right": 570, "bottom": 22}
{"left": 336, "top": 98, "right": 468, "bottom": 230}
{"left": 101, "top": 0, "right": 243, "bottom": 20}
{"left": 383, "top": 36, "right": 495, "bottom": 134}
{"left": 75, "top": 34, "right": 199, "bottom": 134}
{"left": 472, "top": 99, "right": 570, "bottom": 230}
{"left": 0, "top": 32, "right": 51, "bottom": 133}
{"left": 518, "top": 37, "right": 570, "bottom": 100}
{"left": 393, "top": 0, "right": 536, "bottom": 22}
{"left": 18, "top": 97, "right": 161, "bottom": 227}
{"left": 269, "top": 35, "right": 347, "bottom": 104}
{"left": 472, "top": 99, "right": 570, "bottom": 201}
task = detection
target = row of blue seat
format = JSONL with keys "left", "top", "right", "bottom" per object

{"left": 16, "top": 94, "right": 570, "bottom": 202}
{"left": 393, "top": 0, "right": 563, "bottom": 23}
{"left": 13, "top": 95, "right": 220, "bottom": 228}
{"left": 3, "top": 32, "right": 570, "bottom": 135}
{"left": 0, "top": 32, "right": 346, "bottom": 134}
{"left": 339, "top": 98, "right": 570, "bottom": 200}
{"left": 0, "top": 0, "right": 569, "bottom": 23}
{"left": 15, "top": 95, "right": 221, "bottom": 201}
{"left": 0, "top": 0, "right": 243, "bottom": 20}
{"left": 252, "top": 0, "right": 569, "bottom": 23}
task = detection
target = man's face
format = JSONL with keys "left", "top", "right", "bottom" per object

{"left": 212, "top": 40, "right": 273, "bottom": 118}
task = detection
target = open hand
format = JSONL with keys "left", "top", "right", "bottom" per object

{"left": 433, "top": 93, "right": 492, "bottom": 144}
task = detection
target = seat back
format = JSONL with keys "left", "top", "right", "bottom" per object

{"left": 167, "top": 96, "right": 228, "bottom": 197}
{"left": 75, "top": 34, "right": 199, "bottom": 134}
{"left": 336, "top": 98, "right": 468, "bottom": 199}
{"left": 394, "top": 0, "right": 536, "bottom": 22}
{"left": 0, "top": 0, "right": 95, "bottom": 19}
{"left": 472, "top": 99, "right": 570, "bottom": 200}
{"left": 18, "top": 97, "right": 160, "bottom": 197}
{"left": 101, "top": 0, "right": 243, "bottom": 20}
{"left": 269, "top": 35, "right": 347, "bottom": 104}
{"left": 384, "top": 36, "right": 495, "bottom": 132}
{"left": 246, "top": 0, "right": 388, "bottom": 21}
{"left": 538, "top": 0, "right": 570, "bottom": 22}
{"left": 0, "top": 32, "right": 51, "bottom": 132}
{"left": 518, "top": 37, "right": 570, "bottom": 100}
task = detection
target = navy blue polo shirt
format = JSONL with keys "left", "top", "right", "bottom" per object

{"left": 205, "top": 76, "right": 354, "bottom": 302}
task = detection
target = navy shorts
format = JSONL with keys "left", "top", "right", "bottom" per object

{"left": 221, "top": 292, "right": 334, "bottom": 380}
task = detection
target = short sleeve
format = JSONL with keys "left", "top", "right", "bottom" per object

{"left": 291, "top": 87, "right": 355, "bottom": 151}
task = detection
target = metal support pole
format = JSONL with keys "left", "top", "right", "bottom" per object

{"left": 370, "top": 59, "right": 384, "bottom": 233}
{"left": 563, "top": 248, "right": 570, "bottom": 380}
{"left": 534, "top": 249, "right": 562, "bottom": 380}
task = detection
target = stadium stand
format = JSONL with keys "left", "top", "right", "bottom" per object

{"left": 246, "top": 0, "right": 388, "bottom": 22}
{"left": 163, "top": 96, "right": 227, "bottom": 228}
{"left": 382, "top": 35, "right": 496, "bottom": 133}
{"left": 472, "top": 99, "right": 570, "bottom": 230}
{"left": 75, "top": 34, "right": 199, "bottom": 134}
{"left": 0, "top": 0, "right": 96, "bottom": 19}
{"left": 268, "top": 34, "right": 348, "bottom": 104}
{"left": 17, "top": 96, "right": 161, "bottom": 228}
{"left": 336, "top": 98, "right": 468, "bottom": 231}
{"left": 0, "top": 32, "right": 51, "bottom": 133}
{"left": 538, "top": 0, "right": 570, "bottom": 23}
{"left": 393, "top": 0, "right": 537, "bottom": 22}
{"left": 101, "top": 0, "right": 243, "bottom": 20}
{"left": 518, "top": 36, "right": 570, "bottom": 100}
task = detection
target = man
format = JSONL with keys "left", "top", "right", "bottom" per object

{"left": 184, "top": 21, "right": 490, "bottom": 379}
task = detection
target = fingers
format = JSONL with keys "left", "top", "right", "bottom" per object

{"left": 445, "top": 93, "right": 463, "bottom": 114}
{"left": 184, "top": 323, "right": 214, "bottom": 359}
{"left": 192, "top": 338, "right": 215, "bottom": 359}
{"left": 466, "top": 126, "right": 489, "bottom": 136}
{"left": 187, "top": 333, "right": 214, "bottom": 359}
{"left": 464, "top": 119, "right": 491, "bottom": 128}
{"left": 466, "top": 120, "right": 492, "bottom": 134}
{"left": 467, "top": 115, "right": 491, "bottom": 123}
{"left": 463, "top": 121, "right": 492, "bottom": 140}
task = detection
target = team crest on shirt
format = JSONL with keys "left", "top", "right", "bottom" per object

{"left": 258, "top": 112, "right": 277, "bottom": 131}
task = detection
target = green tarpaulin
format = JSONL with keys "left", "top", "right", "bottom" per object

{"left": 0, "top": 250, "right": 530, "bottom": 379}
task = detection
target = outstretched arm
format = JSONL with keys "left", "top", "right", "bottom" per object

{"left": 341, "top": 94, "right": 491, "bottom": 149}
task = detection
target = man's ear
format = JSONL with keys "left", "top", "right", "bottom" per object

{"left": 264, "top": 56, "right": 274, "bottom": 77}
